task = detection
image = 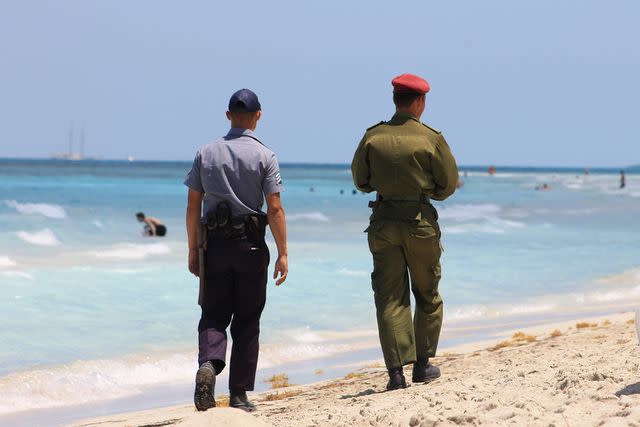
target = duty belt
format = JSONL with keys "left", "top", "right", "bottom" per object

{"left": 380, "top": 194, "right": 430, "bottom": 204}
{"left": 204, "top": 201, "right": 267, "bottom": 241}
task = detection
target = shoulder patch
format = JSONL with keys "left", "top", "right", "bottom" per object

{"left": 421, "top": 123, "right": 441, "bottom": 134}
{"left": 366, "top": 121, "right": 385, "bottom": 131}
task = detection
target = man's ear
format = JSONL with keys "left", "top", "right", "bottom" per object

{"left": 226, "top": 111, "right": 232, "bottom": 121}
{"left": 256, "top": 111, "right": 262, "bottom": 121}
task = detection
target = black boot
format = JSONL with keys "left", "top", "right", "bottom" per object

{"left": 412, "top": 358, "right": 441, "bottom": 383}
{"left": 194, "top": 361, "right": 216, "bottom": 411}
{"left": 230, "top": 390, "right": 256, "bottom": 412}
{"left": 386, "top": 367, "right": 407, "bottom": 391}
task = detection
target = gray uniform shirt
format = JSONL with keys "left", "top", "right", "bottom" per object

{"left": 184, "top": 128, "right": 284, "bottom": 219}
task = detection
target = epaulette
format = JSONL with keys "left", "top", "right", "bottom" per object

{"left": 421, "top": 123, "right": 441, "bottom": 134}
{"left": 366, "top": 121, "right": 385, "bottom": 131}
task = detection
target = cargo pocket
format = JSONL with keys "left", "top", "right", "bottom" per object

{"left": 366, "top": 221, "right": 384, "bottom": 252}
{"left": 432, "top": 263, "right": 441, "bottom": 287}
{"left": 409, "top": 221, "right": 437, "bottom": 240}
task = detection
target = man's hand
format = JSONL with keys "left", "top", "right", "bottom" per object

{"left": 273, "top": 254, "right": 288, "bottom": 286}
{"left": 188, "top": 248, "right": 199, "bottom": 277}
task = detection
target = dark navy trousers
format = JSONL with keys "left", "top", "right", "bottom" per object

{"left": 198, "top": 236, "right": 269, "bottom": 392}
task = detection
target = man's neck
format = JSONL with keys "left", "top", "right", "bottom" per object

{"left": 230, "top": 121, "right": 257, "bottom": 131}
{"left": 395, "top": 108, "right": 421, "bottom": 119}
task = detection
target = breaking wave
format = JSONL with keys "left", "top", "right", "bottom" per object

{"left": 4, "top": 200, "right": 67, "bottom": 219}
{"left": 0, "top": 270, "right": 34, "bottom": 280}
{"left": 0, "top": 255, "right": 17, "bottom": 269}
{"left": 91, "top": 243, "right": 171, "bottom": 260}
{"left": 0, "top": 337, "right": 376, "bottom": 415}
{"left": 16, "top": 228, "right": 60, "bottom": 246}
{"left": 288, "top": 212, "right": 330, "bottom": 222}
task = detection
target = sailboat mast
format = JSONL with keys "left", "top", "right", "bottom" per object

{"left": 68, "top": 124, "right": 74, "bottom": 156}
{"left": 80, "top": 124, "right": 85, "bottom": 158}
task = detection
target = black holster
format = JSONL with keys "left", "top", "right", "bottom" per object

{"left": 205, "top": 202, "right": 267, "bottom": 242}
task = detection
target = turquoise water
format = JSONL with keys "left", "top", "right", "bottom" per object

{"left": 1, "top": 159, "right": 639, "bottom": 419}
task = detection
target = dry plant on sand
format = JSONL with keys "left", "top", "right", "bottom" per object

{"left": 264, "top": 373, "right": 292, "bottom": 389}
{"left": 344, "top": 372, "right": 366, "bottom": 380}
{"left": 550, "top": 329, "right": 562, "bottom": 338}
{"left": 490, "top": 332, "right": 537, "bottom": 351}
{"left": 264, "top": 390, "right": 303, "bottom": 401}
{"left": 576, "top": 322, "right": 598, "bottom": 329}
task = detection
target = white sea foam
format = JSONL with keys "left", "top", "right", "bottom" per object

{"left": 338, "top": 268, "right": 369, "bottom": 277}
{"left": 16, "top": 228, "right": 60, "bottom": 246}
{"left": 91, "top": 243, "right": 171, "bottom": 260}
{"left": 0, "top": 352, "right": 194, "bottom": 415}
{"left": 0, "top": 256, "right": 17, "bottom": 269}
{"left": 444, "top": 219, "right": 525, "bottom": 235}
{"left": 288, "top": 212, "right": 330, "bottom": 222}
{"left": 505, "top": 303, "right": 557, "bottom": 315}
{"left": 4, "top": 200, "right": 67, "bottom": 219}
{"left": 92, "top": 220, "right": 104, "bottom": 229}
{"left": 439, "top": 204, "right": 526, "bottom": 234}
{"left": 0, "top": 337, "right": 377, "bottom": 414}
{"left": 1, "top": 271, "right": 34, "bottom": 280}
{"left": 439, "top": 204, "right": 501, "bottom": 222}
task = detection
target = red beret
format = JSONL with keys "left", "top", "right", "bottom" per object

{"left": 391, "top": 73, "right": 430, "bottom": 94}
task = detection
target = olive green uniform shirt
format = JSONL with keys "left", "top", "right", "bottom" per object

{"left": 351, "top": 111, "right": 458, "bottom": 368}
{"left": 351, "top": 111, "right": 458, "bottom": 204}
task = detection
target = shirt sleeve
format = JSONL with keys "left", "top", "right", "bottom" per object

{"left": 183, "top": 151, "right": 205, "bottom": 193}
{"left": 262, "top": 153, "right": 284, "bottom": 196}
{"left": 351, "top": 134, "right": 374, "bottom": 193}
{"left": 431, "top": 134, "right": 459, "bottom": 201}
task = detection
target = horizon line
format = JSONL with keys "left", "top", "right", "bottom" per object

{"left": 0, "top": 156, "right": 637, "bottom": 171}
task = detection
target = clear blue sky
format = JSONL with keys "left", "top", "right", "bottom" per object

{"left": 1, "top": 1, "right": 638, "bottom": 166}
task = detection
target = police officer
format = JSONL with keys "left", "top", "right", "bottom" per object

{"left": 184, "top": 89, "right": 288, "bottom": 411}
{"left": 351, "top": 74, "right": 458, "bottom": 390}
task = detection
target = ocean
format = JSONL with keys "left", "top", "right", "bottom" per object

{"left": 0, "top": 159, "right": 639, "bottom": 425}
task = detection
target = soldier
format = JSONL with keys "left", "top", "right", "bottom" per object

{"left": 351, "top": 73, "right": 458, "bottom": 390}
{"left": 184, "top": 88, "right": 288, "bottom": 411}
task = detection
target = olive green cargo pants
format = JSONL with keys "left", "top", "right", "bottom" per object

{"left": 367, "top": 219, "right": 443, "bottom": 369}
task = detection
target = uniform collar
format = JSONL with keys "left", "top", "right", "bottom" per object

{"left": 390, "top": 111, "right": 419, "bottom": 124}
{"left": 226, "top": 128, "right": 256, "bottom": 138}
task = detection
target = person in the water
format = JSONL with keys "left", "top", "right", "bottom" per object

{"left": 136, "top": 212, "right": 167, "bottom": 236}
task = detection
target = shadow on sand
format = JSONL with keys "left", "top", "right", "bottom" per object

{"left": 340, "top": 388, "right": 387, "bottom": 399}
{"left": 616, "top": 382, "right": 640, "bottom": 397}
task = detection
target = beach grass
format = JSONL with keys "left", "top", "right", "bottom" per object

{"left": 576, "top": 322, "right": 598, "bottom": 329}
{"left": 264, "top": 373, "right": 292, "bottom": 389}
{"left": 490, "top": 332, "right": 537, "bottom": 351}
{"left": 344, "top": 372, "right": 366, "bottom": 380}
{"left": 264, "top": 390, "right": 303, "bottom": 401}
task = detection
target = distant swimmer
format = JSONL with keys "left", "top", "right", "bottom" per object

{"left": 136, "top": 212, "right": 167, "bottom": 236}
{"left": 488, "top": 165, "right": 496, "bottom": 175}
{"left": 620, "top": 170, "right": 626, "bottom": 189}
{"left": 535, "top": 183, "right": 550, "bottom": 191}
{"left": 340, "top": 189, "right": 345, "bottom": 194}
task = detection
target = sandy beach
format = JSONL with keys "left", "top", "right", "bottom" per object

{"left": 69, "top": 312, "right": 640, "bottom": 427}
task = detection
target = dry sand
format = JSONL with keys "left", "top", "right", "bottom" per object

{"left": 71, "top": 313, "right": 640, "bottom": 427}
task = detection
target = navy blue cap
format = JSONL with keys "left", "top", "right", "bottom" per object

{"left": 228, "top": 89, "right": 261, "bottom": 113}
